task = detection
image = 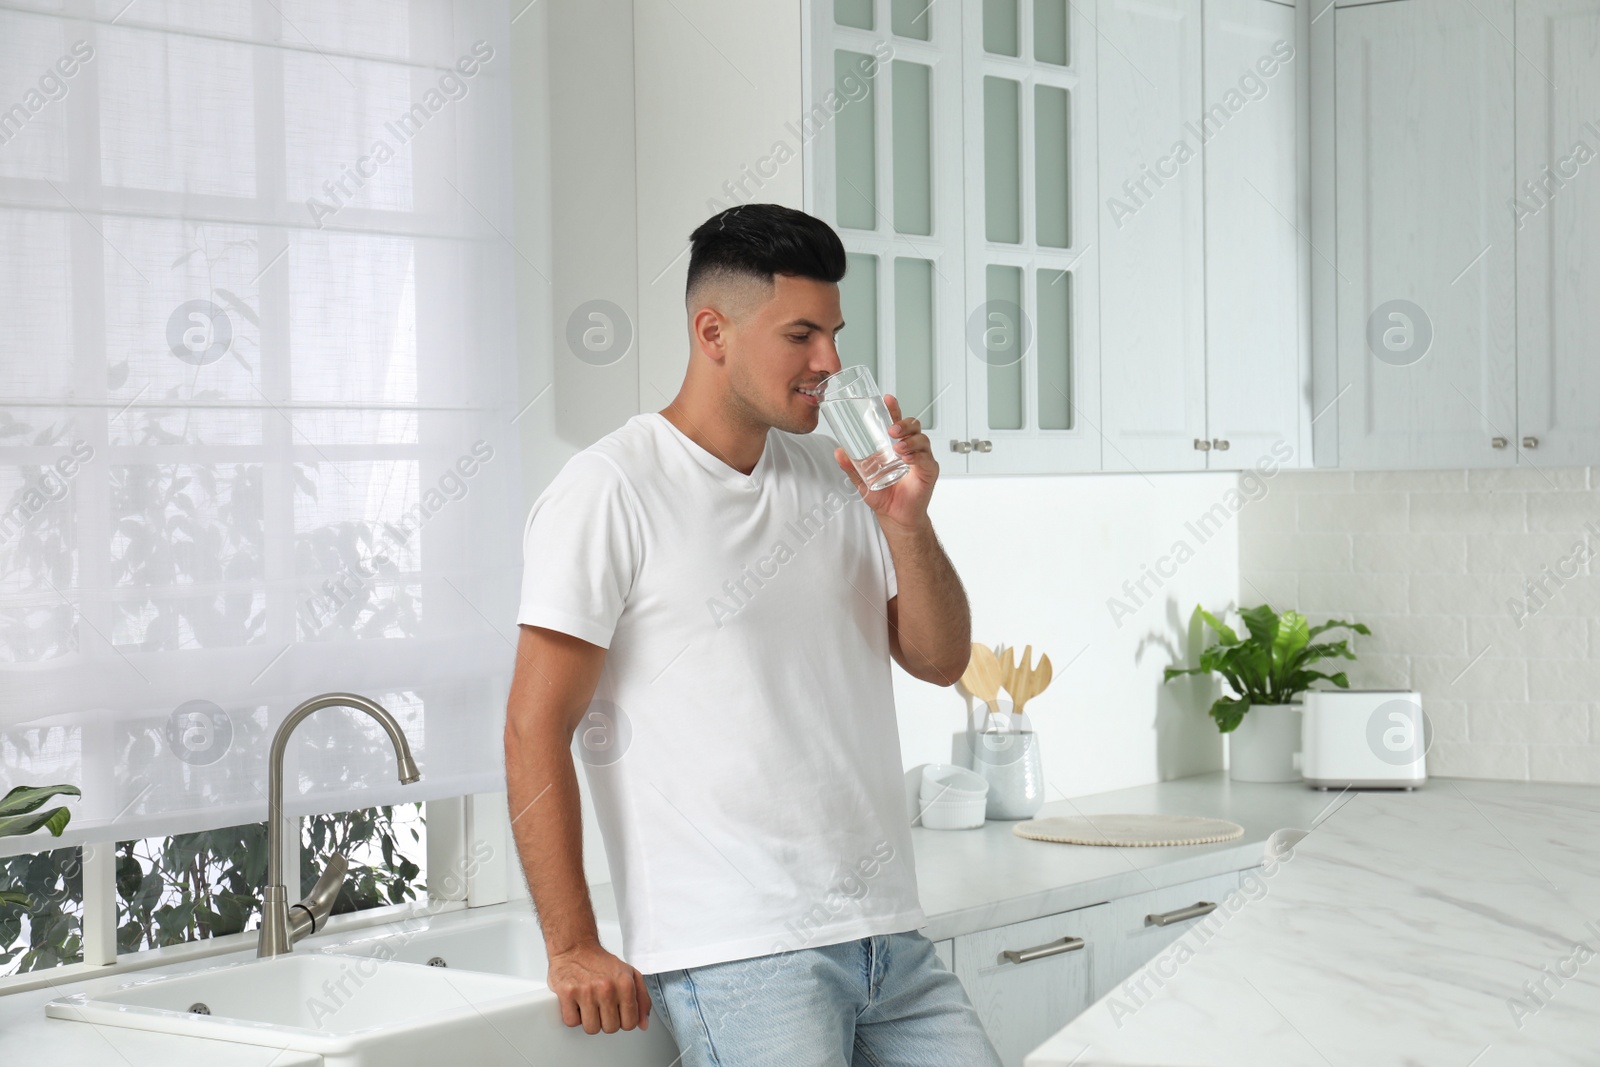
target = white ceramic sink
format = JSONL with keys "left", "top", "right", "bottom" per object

{"left": 316, "top": 910, "right": 616, "bottom": 980}
{"left": 46, "top": 950, "right": 673, "bottom": 1065}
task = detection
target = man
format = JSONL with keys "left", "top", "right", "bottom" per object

{"left": 505, "top": 203, "right": 1000, "bottom": 1065}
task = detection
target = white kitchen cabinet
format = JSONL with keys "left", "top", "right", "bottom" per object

{"left": 935, "top": 937, "right": 954, "bottom": 970}
{"left": 960, "top": 0, "right": 1104, "bottom": 474}
{"left": 954, "top": 902, "right": 1112, "bottom": 1067}
{"left": 1088, "top": 869, "right": 1243, "bottom": 1002}
{"left": 1201, "top": 0, "right": 1305, "bottom": 470}
{"left": 1325, "top": 0, "right": 1518, "bottom": 468}
{"left": 1096, "top": 0, "right": 1208, "bottom": 472}
{"left": 1515, "top": 0, "right": 1600, "bottom": 465}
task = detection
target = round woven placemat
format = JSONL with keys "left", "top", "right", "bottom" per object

{"left": 1012, "top": 813, "right": 1245, "bottom": 847}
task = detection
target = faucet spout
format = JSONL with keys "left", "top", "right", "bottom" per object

{"left": 257, "top": 692, "right": 421, "bottom": 958}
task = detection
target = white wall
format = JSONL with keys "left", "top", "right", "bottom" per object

{"left": 896, "top": 473, "right": 1236, "bottom": 800}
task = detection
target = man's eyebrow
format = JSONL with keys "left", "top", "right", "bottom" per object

{"left": 783, "top": 318, "right": 846, "bottom": 333}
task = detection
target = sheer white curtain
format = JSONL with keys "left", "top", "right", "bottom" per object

{"left": 0, "top": 0, "right": 520, "bottom": 850}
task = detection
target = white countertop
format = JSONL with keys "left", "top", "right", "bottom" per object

{"left": 1028, "top": 777, "right": 1600, "bottom": 1067}
{"left": 0, "top": 772, "right": 1328, "bottom": 1064}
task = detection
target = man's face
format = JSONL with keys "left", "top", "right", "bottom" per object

{"left": 723, "top": 274, "right": 845, "bottom": 436}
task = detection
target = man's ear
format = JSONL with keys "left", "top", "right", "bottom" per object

{"left": 691, "top": 304, "right": 731, "bottom": 365}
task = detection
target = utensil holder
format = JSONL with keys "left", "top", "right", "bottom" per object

{"left": 971, "top": 721, "right": 1044, "bottom": 820}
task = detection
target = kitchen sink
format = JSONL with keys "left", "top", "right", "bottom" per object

{"left": 46, "top": 949, "right": 675, "bottom": 1066}
{"left": 315, "top": 909, "right": 626, "bottom": 982}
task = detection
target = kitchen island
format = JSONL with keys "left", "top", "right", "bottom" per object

{"left": 1028, "top": 777, "right": 1600, "bottom": 1066}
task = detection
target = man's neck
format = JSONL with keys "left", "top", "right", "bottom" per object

{"left": 658, "top": 398, "right": 769, "bottom": 476}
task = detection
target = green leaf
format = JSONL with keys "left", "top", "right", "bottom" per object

{"left": 0, "top": 889, "right": 31, "bottom": 909}
{"left": 0, "top": 804, "right": 74, "bottom": 839}
{"left": 0, "top": 784, "right": 80, "bottom": 821}
{"left": 1210, "top": 697, "right": 1250, "bottom": 733}
{"left": 1239, "top": 605, "right": 1280, "bottom": 648}
{"left": 1196, "top": 607, "right": 1240, "bottom": 645}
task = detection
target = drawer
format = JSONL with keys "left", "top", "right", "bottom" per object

{"left": 1090, "top": 869, "right": 1246, "bottom": 1003}
{"left": 954, "top": 902, "right": 1111, "bottom": 1067}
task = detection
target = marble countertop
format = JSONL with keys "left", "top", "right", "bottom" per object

{"left": 911, "top": 772, "right": 1340, "bottom": 942}
{"left": 1028, "top": 777, "right": 1600, "bottom": 1067}
{"left": 0, "top": 772, "right": 1326, "bottom": 1064}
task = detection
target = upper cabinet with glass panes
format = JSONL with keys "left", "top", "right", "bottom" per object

{"left": 807, "top": 0, "right": 1308, "bottom": 475}
{"left": 807, "top": 0, "right": 1102, "bottom": 473}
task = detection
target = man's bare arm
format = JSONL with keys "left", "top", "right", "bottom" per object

{"left": 504, "top": 623, "right": 650, "bottom": 1035}
{"left": 883, "top": 517, "right": 971, "bottom": 686}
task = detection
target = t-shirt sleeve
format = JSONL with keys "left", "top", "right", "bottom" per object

{"left": 515, "top": 452, "right": 640, "bottom": 649}
{"left": 872, "top": 518, "right": 899, "bottom": 601}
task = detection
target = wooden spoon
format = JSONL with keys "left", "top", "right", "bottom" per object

{"left": 959, "top": 642, "right": 1005, "bottom": 718}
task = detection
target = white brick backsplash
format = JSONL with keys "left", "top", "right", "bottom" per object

{"left": 1240, "top": 470, "right": 1598, "bottom": 784}
{"left": 1412, "top": 655, "right": 1528, "bottom": 701}
{"left": 1426, "top": 700, "right": 1468, "bottom": 744}
{"left": 1352, "top": 470, "right": 1468, "bottom": 493}
{"left": 1344, "top": 653, "right": 1410, "bottom": 688}
{"left": 1467, "top": 702, "right": 1590, "bottom": 744}
{"left": 1352, "top": 533, "right": 1467, "bottom": 573}
{"left": 1240, "top": 530, "right": 1351, "bottom": 573}
{"left": 1467, "top": 467, "right": 1589, "bottom": 492}
{"left": 1267, "top": 471, "right": 1352, "bottom": 492}
{"left": 1525, "top": 492, "right": 1600, "bottom": 532}
{"left": 1467, "top": 615, "right": 1589, "bottom": 659}
{"left": 1465, "top": 532, "right": 1592, "bottom": 574}
{"left": 1239, "top": 571, "right": 1298, "bottom": 612}
{"left": 1237, "top": 492, "right": 1297, "bottom": 533}
{"left": 1527, "top": 659, "right": 1600, "bottom": 703}
{"left": 1428, "top": 742, "right": 1529, "bottom": 780}
{"left": 1409, "top": 492, "right": 1525, "bottom": 533}
{"left": 1528, "top": 744, "right": 1600, "bottom": 785}
{"left": 1297, "top": 492, "right": 1407, "bottom": 533}
{"left": 1408, "top": 572, "right": 1513, "bottom": 616}
{"left": 1360, "top": 614, "right": 1468, "bottom": 658}
{"left": 1299, "top": 570, "right": 1408, "bottom": 614}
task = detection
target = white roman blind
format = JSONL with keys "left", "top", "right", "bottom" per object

{"left": 0, "top": 0, "right": 521, "bottom": 849}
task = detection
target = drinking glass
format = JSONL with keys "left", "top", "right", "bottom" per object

{"left": 817, "top": 365, "right": 910, "bottom": 491}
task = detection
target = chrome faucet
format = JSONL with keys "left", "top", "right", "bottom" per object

{"left": 257, "top": 692, "right": 420, "bottom": 959}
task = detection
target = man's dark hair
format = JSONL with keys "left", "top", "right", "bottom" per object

{"left": 685, "top": 204, "right": 847, "bottom": 308}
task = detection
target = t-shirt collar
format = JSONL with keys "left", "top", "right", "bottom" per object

{"left": 650, "top": 412, "right": 773, "bottom": 490}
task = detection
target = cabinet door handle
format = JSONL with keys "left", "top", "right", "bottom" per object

{"left": 1491, "top": 436, "right": 1508, "bottom": 449}
{"left": 1001, "top": 935, "right": 1085, "bottom": 965}
{"left": 1211, "top": 438, "right": 1230, "bottom": 452}
{"left": 950, "top": 439, "right": 973, "bottom": 454}
{"left": 1193, "top": 438, "right": 1211, "bottom": 452}
{"left": 1145, "top": 901, "right": 1217, "bottom": 927}
{"left": 974, "top": 439, "right": 993, "bottom": 453}
{"left": 1522, "top": 436, "right": 1539, "bottom": 449}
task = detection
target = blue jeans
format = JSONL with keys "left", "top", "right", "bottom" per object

{"left": 643, "top": 930, "right": 1003, "bottom": 1066}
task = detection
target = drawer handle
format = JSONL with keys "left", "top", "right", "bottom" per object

{"left": 1146, "top": 901, "right": 1217, "bottom": 928}
{"left": 1001, "top": 936, "right": 1085, "bottom": 965}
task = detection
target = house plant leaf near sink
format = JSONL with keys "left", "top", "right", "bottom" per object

{"left": 1164, "top": 605, "right": 1372, "bottom": 783}
{"left": 0, "top": 784, "right": 78, "bottom": 909}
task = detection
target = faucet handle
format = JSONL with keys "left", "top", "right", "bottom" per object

{"left": 288, "top": 852, "right": 349, "bottom": 943}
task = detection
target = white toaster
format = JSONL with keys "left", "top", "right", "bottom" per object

{"left": 1300, "top": 689, "right": 1427, "bottom": 790}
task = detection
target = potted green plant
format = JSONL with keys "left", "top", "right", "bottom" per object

{"left": 1164, "top": 605, "right": 1371, "bottom": 782}
{"left": 0, "top": 784, "right": 79, "bottom": 909}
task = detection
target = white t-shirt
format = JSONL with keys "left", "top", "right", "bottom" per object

{"left": 515, "top": 411, "right": 926, "bottom": 974}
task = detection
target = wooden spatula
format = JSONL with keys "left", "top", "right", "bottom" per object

{"left": 959, "top": 642, "right": 1005, "bottom": 718}
{"left": 1003, "top": 645, "right": 1054, "bottom": 715}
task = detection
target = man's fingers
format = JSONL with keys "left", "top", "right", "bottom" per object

{"left": 616, "top": 974, "right": 640, "bottom": 1031}
{"left": 598, "top": 988, "right": 622, "bottom": 1034}
{"left": 634, "top": 968, "right": 652, "bottom": 1031}
{"left": 579, "top": 990, "right": 602, "bottom": 1035}
{"left": 558, "top": 989, "right": 583, "bottom": 1029}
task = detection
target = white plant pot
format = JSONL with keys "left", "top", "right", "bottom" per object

{"left": 1228, "top": 703, "right": 1302, "bottom": 783}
